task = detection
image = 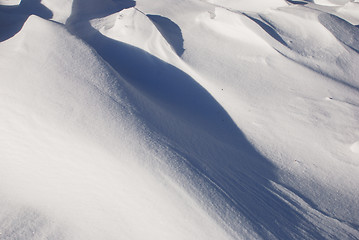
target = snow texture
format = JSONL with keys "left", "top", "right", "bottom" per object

{"left": 0, "top": 0, "right": 359, "bottom": 239}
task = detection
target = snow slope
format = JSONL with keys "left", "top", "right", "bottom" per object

{"left": 1, "top": 0, "right": 359, "bottom": 239}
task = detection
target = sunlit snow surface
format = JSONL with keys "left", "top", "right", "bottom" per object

{"left": 1, "top": 0, "right": 359, "bottom": 239}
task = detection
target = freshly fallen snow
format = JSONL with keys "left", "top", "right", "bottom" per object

{"left": 1, "top": 0, "right": 359, "bottom": 239}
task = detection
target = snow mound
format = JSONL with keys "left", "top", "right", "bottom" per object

{"left": 337, "top": 1, "right": 359, "bottom": 25}
{"left": 254, "top": 7, "right": 359, "bottom": 90}
{"left": 0, "top": 15, "right": 235, "bottom": 240}
{"left": 319, "top": 13, "right": 359, "bottom": 53}
{"left": 196, "top": 7, "right": 271, "bottom": 47}
{"left": 312, "top": 0, "right": 350, "bottom": 6}
{"left": 90, "top": 7, "right": 180, "bottom": 62}
{"left": 2, "top": 0, "right": 359, "bottom": 239}
{"left": 41, "top": 0, "right": 73, "bottom": 24}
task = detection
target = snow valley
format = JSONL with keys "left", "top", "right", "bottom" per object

{"left": 0, "top": 0, "right": 359, "bottom": 239}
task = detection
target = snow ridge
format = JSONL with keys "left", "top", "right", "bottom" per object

{"left": 1, "top": 0, "right": 359, "bottom": 239}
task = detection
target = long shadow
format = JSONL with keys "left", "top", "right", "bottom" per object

{"left": 147, "top": 14, "right": 185, "bottom": 56}
{"left": 318, "top": 13, "right": 359, "bottom": 54}
{"left": 0, "top": 0, "right": 52, "bottom": 42}
{"left": 66, "top": 1, "right": 330, "bottom": 239}
{"left": 243, "top": 14, "right": 288, "bottom": 47}
{"left": 286, "top": 0, "right": 309, "bottom": 5}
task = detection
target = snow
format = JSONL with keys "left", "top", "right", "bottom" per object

{"left": 1, "top": 0, "right": 359, "bottom": 239}
{"left": 351, "top": 141, "right": 359, "bottom": 154}
{"left": 312, "top": 0, "right": 350, "bottom": 7}
{"left": 0, "top": 0, "right": 20, "bottom": 6}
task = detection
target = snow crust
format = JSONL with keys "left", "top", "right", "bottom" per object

{"left": 1, "top": 0, "right": 359, "bottom": 239}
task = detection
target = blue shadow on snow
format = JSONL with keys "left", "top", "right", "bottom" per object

{"left": 0, "top": 0, "right": 52, "bottom": 42}
{"left": 63, "top": 0, "right": 335, "bottom": 239}
{"left": 147, "top": 14, "right": 185, "bottom": 56}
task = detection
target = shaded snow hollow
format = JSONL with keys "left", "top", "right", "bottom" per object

{"left": 1, "top": 0, "right": 359, "bottom": 239}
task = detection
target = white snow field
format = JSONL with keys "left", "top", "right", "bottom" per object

{"left": 0, "top": 0, "right": 359, "bottom": 239}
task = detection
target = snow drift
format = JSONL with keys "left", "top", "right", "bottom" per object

{"left": 1, "top": 0, "right": 359, "bottom": 239}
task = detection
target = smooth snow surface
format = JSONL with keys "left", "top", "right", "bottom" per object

{"left": 1, "top": 0, "right": 359, "bottom": 239}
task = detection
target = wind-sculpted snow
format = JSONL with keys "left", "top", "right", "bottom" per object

{"left": 147, "top": 14, "right": 185, "bottom": 56}
{"left": 0, "top": 0, "right": 52, "bottom": 41}
{"left": 319, "top": 13, "right": 359, "bottom": 53}
{"left": 1, "top": 0, "right": 359, "bottom": 239}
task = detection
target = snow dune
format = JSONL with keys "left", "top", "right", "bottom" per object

{"left": 1, "top": 0, "right": 359, "bottom": 239}
{"left": 0, "top": 14, "right": 236, "bottom": 240}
